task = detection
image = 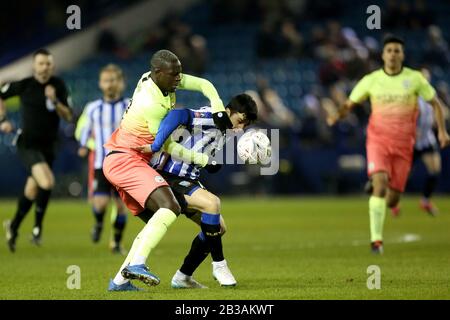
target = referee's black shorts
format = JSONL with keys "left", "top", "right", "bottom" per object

{"left": 16, "top": 137, "right": 55, "bottom": 173}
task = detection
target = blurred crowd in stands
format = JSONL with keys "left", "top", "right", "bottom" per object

{"left": 93, "top": 0, "right": 450, "bottom": 151}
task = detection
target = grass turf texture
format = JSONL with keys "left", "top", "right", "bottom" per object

{"left": 0, "top": 196, "right": 449, "bottom": 300}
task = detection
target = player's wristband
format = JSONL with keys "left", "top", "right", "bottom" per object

{"left": 212, "top": 111, "right": 233, "bottom": 133}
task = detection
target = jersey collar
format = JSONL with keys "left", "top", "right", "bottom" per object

{"left": 382, "top": 66, "right": 403, "bottom": 76}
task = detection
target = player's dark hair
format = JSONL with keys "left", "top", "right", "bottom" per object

{"left": 33, "top": 48, "right": 51, "bottom": 58}
{"left": 150, "top": 49, "right": 180, "bottom": 70}
{"left": 382, "top": 34, "right": 405, "bottom": 48}
{"left": 226, "top": 93, "right": 258, "bottom": 124}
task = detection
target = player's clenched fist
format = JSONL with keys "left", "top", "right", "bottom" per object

{"left": 132, "top": 145, "right": 152, "bottom": 153}
{"left": 0, "top": 120, "right": 14, "bottom": 133}
{"left": 45, "top": 84, "right": 57, "bottom": 102}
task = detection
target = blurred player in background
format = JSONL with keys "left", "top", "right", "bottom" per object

{"left": 108, "top": 93, "right": 258, "bottom": 291}
{"left": 103, "top": 49, "right": 233, "bottom": 291}
{"left": 75, "top": 64, "right": 129, "bottom": 254}
{"left": 410, "top": 68, "right": 444, "bottom": 217}
{"left": 327, "top": 35, "right": 450, "bottom": 254}
{"left": 1, "top": 49, "right": 73, "bottom": 252}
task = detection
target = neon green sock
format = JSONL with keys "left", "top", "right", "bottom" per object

{"left": 129, "top": 208, "right": 178, "bottom": 266}
{"left": 369, "top": 196, "right": 386, "bottom": 242}
{"left": 109, "top": 202, "right": 118, "bottom": 225}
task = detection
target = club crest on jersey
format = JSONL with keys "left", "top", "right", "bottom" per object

{"left": 402, "top": 79, "right": 411, "bottom": 89}
{"left": 154, "top": 175, "right": 165, "bottom": 183}
{"left": 179, "top": 181, "right": 192, "bottom": 187}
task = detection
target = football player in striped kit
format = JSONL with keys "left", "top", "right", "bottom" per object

{"left": 77, "top": 64, "right": 129, "bottom": 254}
{"left": 139, "top": 93, "right": 258, "bottom": 289}
{"left": 411, "top": 68, "right": 444, "bottom": 216}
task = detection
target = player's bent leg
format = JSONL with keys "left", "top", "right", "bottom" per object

{"left": 420, "top": 152, "right": 441, "bottom": 216}
{"left": 368, "top": 172, "right": 388, "bottom": 254}
{"left": 91, "top": 195, "right": 110, "bottom": 243}
{"left": 110, "top": 198, "right": 128, "bottom": 255}
{"left": 386, "top": 189, "right": 401, "bottom": 209}
{"left": 184, "top": 189, "right": 236, "bottom": 286}
{"left": 30, "top": 162, "right": 55, "bottom": 245}
{"left": 5, "top": 177, "right": 37, "bottom": 252}
{"left": 121, "top": 187, "right": 180, "bottom": 287}
{"left": 24, "top": 177, "right": 38, "bottom": 200}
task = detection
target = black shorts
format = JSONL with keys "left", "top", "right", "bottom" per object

{"left": 413, "top": 144, "right": 439, "bottom": 162}
{"left": 159, "top": 171, "right": 205, "bottom": 217}
{"left": 93, "top": 169, "right": 115, "bottom": 195}
{"left": 16, "top": 137, "right": 55, "bottom": 173}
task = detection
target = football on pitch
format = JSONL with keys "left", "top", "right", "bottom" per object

{"left": 237, "top": 130, "right": 271, "bottom": 164}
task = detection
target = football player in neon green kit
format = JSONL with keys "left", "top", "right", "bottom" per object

{"left": 328, "top": 35, "right": 450, "bottom": 254}
{"left": 104, "top": 49, "right": 233, "bottom": 290}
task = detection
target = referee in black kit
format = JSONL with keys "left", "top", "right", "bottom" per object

{"left": 0, "top": 48, "right": 73, "bottom": 252}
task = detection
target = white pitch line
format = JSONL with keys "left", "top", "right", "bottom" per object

{"left": 251, "top": 234, "right": 422, "bottom": 251}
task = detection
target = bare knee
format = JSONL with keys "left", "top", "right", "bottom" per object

{"left": 387, "top": 192, "right": 401, "bottom": 208}
{"left": 372, "top": 174, "right": 388, "bottom": 197}
{"left": 93, "top": 196, "right": 110, "bottom": 212}
{"left": 204, "top": 194, "right": 221, "bottom": 213}
{"left": 146, "top": 187, "right": 181, "bottom": 215}
{"left": 163, "top": 199, "right": 181, "bottom": 215}
{"left": 38, "top": 175, "right": 55, "bottom": 190}
{"left": 24, "top": 179, "right": 38, "bottom": 200}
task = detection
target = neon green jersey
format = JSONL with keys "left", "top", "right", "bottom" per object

{"left": 349, "top": 67, "right": 436, "bottom": 146}
{"left": 104, "top": 72, "right": 224, "bottom": 166}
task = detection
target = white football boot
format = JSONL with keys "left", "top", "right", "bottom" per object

{"left": 212, "top": 260, "right": 237, "bottom": 287}
{"left": 171, "top": 270, "right": 207, "bottom": 289}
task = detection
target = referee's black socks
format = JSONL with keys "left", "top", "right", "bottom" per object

{"left": 34, "top": 187, "right": 52, "bottom": 230}
{"left": 11, "top": 194, "right": 34, "bottom": 234}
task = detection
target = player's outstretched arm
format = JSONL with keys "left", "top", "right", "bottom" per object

{"left": 429, "top": 96, "right": 450, "bottom": 148}
{"left": 326, "top": 99, "right": 358, "bottom": 126}
{"left": 179, "top": 74, "right": 232, "bottom": 132}
{"left": 134, "top": 107, "right": 209, "bottom": 166}
{"left": 148, "top": 109, "right": 192, "bottom": 153}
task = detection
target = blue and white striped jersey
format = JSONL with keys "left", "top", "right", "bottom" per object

{"left": 79, "top": 97, "right": 129, "bottom": 169}
{"left": 415, "top": 97, "right": 437, "bottom": 150}
{"left": 150, "top": 106, "right": 223, "bottom": 180}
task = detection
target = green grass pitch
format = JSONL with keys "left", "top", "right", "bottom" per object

{"left": 0, "top": 196, "right": 449, "bottom": 300}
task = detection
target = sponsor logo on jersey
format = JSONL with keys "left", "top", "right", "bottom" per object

{"left": 155, "top": 175, "right": 165, "bottom": 183}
